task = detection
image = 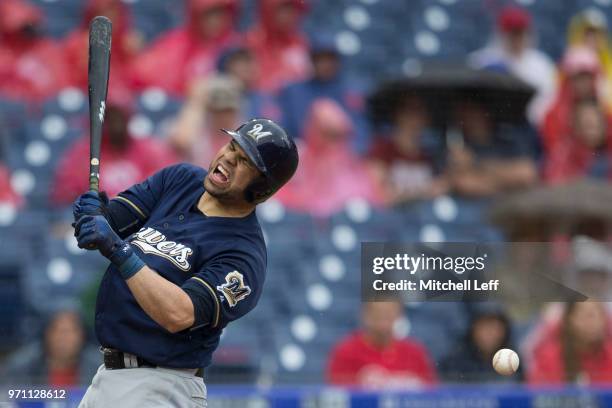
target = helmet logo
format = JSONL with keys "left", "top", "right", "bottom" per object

{"left": 246, "top": 123, "right": 273, "bottom": 141}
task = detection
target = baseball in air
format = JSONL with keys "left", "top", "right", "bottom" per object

{"left": 492, "top": 348, "right": 519, "bottom": 376}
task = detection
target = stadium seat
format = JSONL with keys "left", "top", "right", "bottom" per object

{"left": 0, "top": 249, "right": 26, "bottom": 351}
{"left": 128, "top": 0, "right": 182, "bottom": 41}
{"left": 30, "top": 0, "right": 82, "bottom": 38}
{"left": 42, "top": 88, "right": 88, "bottom": 121}
{"left": 329, "top": 200, "right": 406, "bottom": 241}
{"left": 269, "top": 313, "right": 350, "bottom": 383}
{"left": 406, "top": 301, "right": 470, "bottom": 362}
{"left": 135, "top": 89, "right": 183, "bottom": 137}
{"left": 0, "top": 102, "right": 28, "bottom": 160}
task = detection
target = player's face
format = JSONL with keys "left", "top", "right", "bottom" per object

{"left": 205, "top": 140, "right": 261, "bottom": 203}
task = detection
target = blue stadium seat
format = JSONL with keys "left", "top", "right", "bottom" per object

{"left": 406, "top": 301, "right": 470, "bottom": 362}
{"left": 0, "top": 249, "right": 26, "bottom": 350}
{"left": 329, "top": 202, "right": 406, "bottom": 241}
{"left": 128, "top": 0, "right": 183, "bottom": 41}
{"left": 30, "top": 0, "right": 81, "bottom": 38}
{"left": 0, "top": 99, "right": 28, "bottom": 153}
{"left": 269, "top": 313, "right": 350, "bottom": 382}
{"left": 6, "top": 141, "right": 59, "bottom": 208}
{"left": 42, "top": 88, "right": 88, "bottom": 121}
{"left": 0, "top": 210, "right": 48, "bottom": 256}
{"left": 417, "top": 196, "right": 489, "bottom": 226}
{"left": 22, "top": 235, "right": 106, "bottom": 314}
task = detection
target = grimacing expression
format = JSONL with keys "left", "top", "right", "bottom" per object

{"left": 205, "top": 140, "right": 262, "bottom": 202}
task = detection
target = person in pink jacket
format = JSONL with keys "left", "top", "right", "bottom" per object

{"left": 0, "top": 0, "right": 69, "bottom": 102}
{"left": 275, "top": 98, "right": 384, "bottom": 216}
{"left": 130, "top": 0, "right": 240, "bottom": 95}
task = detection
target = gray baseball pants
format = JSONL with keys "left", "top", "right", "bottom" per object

{"left": 79, "top": 365, "right": 207, "bottom": 407}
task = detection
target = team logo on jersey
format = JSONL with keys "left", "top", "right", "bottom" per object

{"left": 130, "top": 227, "right": 193, "bottom": 271}
{"left": 217, "top": 271, "right": 251, "bottom": 307}
{"left": 246, "top": 123, "right": 272, "bottom": 141}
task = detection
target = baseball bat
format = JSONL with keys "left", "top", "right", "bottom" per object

{"left": 88, "top": 16, "right": 112, "bottom": 192}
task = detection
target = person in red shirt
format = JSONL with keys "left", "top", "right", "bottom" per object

{"left": 0, "top": 0, "right": 69, "bottom": 102}
{"left": 327, "top": 301, "right": 437, "bottom": 389}
{"left": 528, "top": 301, "right": 612, "bottom": 385}
{"left": 50, "top": 95, "right": 178, "bottom": 205}
{"left": 62, "top": 0, "right": 141, "bottom": 101}
{"left": 245, "top": 0, "right": 310, "bottom": 93}
{"left": 130, "top": 0, "right": 240, "bottom": 95}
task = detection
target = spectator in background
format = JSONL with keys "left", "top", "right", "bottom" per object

{"left": 327, "top": 301, "right": 437, "bottom": 389}
{"left": 277, "top": 33, "right": 365, "bottom": 146}
{"left": 2, "top": 307, "right": 99, "bottom": 386}
{"left": 275, "top": 98, "right": 383, "bottom": 216}
{"left": 217, "top": 47, "right": 279, "bottom": 120}
{"left": 568, "top": 9, "right": 612, "bottom": 109}
{"left": 542, "top": 47, "right": 609, "bottom": 161}
{"left": 528, "top": 301, "right": 612, "bottom": 385}
{"left": 469, "top": 6, "right": 557, "bottom": 125}
{"left": 445, "top": 99, "right": 538, "bottom": 197}
{"left": 544, "top": 99, "right": 612, "bottom": 183}
{"left": 0, "top": 164, "right": 22, "bottom": 208}
{"left": 51, "top": 95, "right": 177, "bottom": 204}
{"left": 246, "top": 0, "right": 310, "bottom": 93}
{"left": 63, "top": 0, "right": 142, "bottom": 101}
{"left": 131, "top": 0, "right": 239, "bottom": 95}
{"left": 440, "top": 303, "right": 521, "bottom": 383}
{"left": 0, "top": 0, "right": 69, "bottom": 102}
{"left": 367, "top": 96, "right": 447, "bottom": 205}
{"left": 169, "top": 75, "right": 242, "bottom": 168}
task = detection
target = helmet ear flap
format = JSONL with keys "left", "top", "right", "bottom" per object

{"left": 245, "top": 177, "right": 274, "bottom": 204}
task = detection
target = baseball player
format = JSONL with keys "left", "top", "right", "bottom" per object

{"left": 73, "top": 119, "right": 298, "bottom": 407}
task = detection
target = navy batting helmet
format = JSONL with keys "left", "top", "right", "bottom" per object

{"left": 221, "top": 118, "right": 299, "bottom": 202}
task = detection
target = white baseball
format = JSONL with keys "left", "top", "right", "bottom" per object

{"left": 492, "top": 348, "right": 519, "bottom": 376}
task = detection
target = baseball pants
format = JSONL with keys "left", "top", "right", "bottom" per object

{"left": 79, "top": 365, "right": 207, "bottom": 408}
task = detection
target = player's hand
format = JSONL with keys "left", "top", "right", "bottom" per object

{"left": 72, "top": 190, "right": 109, "bottom": 221}
{"left": 75, "top": 215, "right": 143, "bottom": 278}
{"left": 75, "top": 215, "right": 124, "bottom": 259}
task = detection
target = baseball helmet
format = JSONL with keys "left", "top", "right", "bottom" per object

{"left": 221, "top": 118, "right": 299, "bottom": 202}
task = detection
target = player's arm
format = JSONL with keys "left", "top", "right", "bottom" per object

{"left": 125, "top": 257, "right": 262, "bottom": 333}
{"left": 124, "top": 266, "right": 195, "bottom": 333}
{"left": 74, "top": 214, "right": 195, "bottom": 332}
{"left": 74, "top": 213, "right": 261, "bottom": 332}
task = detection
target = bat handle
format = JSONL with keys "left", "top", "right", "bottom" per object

{"left": 89, "top": 176, "right": 99, "bottom": 192}
{"left": 89, "top": 158, "right": 100, "bottom": 192}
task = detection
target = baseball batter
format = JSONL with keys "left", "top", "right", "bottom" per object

{"left": 73, "top": 119, "right": 298, "bottom": 407}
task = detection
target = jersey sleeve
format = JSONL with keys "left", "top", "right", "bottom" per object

{"left": 110, "top": 163, "right": 191, "bottom": 224}
{"left": 181, "top": 251, "right": 264, "bottom": 330}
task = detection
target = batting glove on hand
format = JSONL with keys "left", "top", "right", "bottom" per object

{"left": 72, "top": 190, "right": 109, "bottom": 222}
{"left": 75, "top": 215, "right": 144, "bottom": 279}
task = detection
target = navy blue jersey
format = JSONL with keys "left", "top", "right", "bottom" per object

{"left": 94, "top": 163, "right": 267, "bottom": 369}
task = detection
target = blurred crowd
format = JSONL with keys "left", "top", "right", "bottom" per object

{"left": 1, "top": 0, "right": 612, "bottom": 210}
{"left": 1, "top": 0, "right": 612, "bottom": 390}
